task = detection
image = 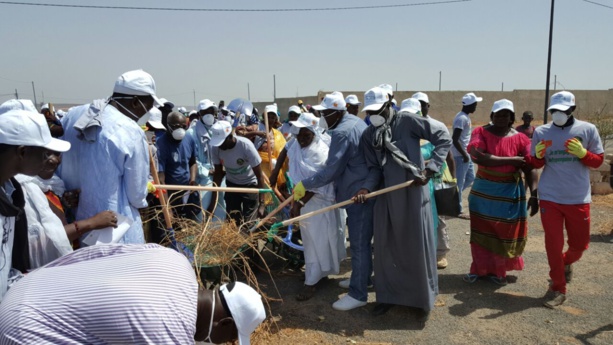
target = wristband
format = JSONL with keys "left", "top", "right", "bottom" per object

{"left": 297, "top": 200, "right": 305, "bottom": 206}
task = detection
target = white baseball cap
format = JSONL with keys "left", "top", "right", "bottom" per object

{"left": 197, "top": 99, "right": 218, "bottom": 112}
{"left": 288, "top": 105, "right": 301, "bottom": 114}
{"left": 547, "top": 91, "right": 575, "bottom": 111}
{"left": 491, "top": 99, "right": 514, "bottom": 113}
{"left": 0, "top": 110, "right": 70, "bottom": 152}
{"left": 209, "top": 120, "right": 233, "bottom": 147}
{"left": 177, "top": 106, "right": 187, "bottom": 113}
{"left": 345, "top": 94, "right": 361, "bottom": 105}
{"left": 264, "top": 104, "right": 278, "bottom": 116}
{"left": 462, "top": 92, "right": 483, "bottom": 105}
{"left": 146, "top": 107, "right": 165, "bottom": 130}
{"left": 379, "top": 84, "right": 394, "bottom": 96}
{"left": 289, "top": 112, "right": 320, "bottom": 129}
{"left": 312, "top": 91, "right": 346, "bottom": 111}
{"left": 362, "top": 87, "right": 391, "bottom": 112}
{"left": 0, "top": 99, "right": 37, "bottom": 115}
{"left": 412, "top": 92, "right": 429, "bottom": 104}
{"left": 40, "top": 103, "right": 54, "bottom": 112}
{"left": 113, "top": 69, "right": 164, "bottom": 107}
{"left": 400, "top": 98, "right": 422, "bottom": 115}
{"left": 220, "top": 282, "right": 266, "bottom": 345}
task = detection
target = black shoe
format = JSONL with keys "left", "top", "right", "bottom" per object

{"left": 415, "top": 309, "right": 430, "bottom": 323}
{"left": 372, "top": 303, "right": 394, "bottom": 316}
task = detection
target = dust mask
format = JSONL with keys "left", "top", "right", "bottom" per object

{"left": 552, "top": 111, "right": 569, "bottom": 127}
{"left": 172, "top": 128, "right": 186, "bottom": 140}
{"left": 318, "top": 117, "right": 328, "bottom": 131}
{"left": 202, "top": 114, "right": 215, "bottom": 126}
{"left": 370, "top": 115, "right": 386, "bottom": 127}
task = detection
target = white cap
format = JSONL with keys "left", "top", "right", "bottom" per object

{"left": 462, "top": 92, "right": 483, "bottom": 106}
{"left": 400, "top": 98, "right": 422, "bottom": 115}
{"left": 362, "top": 87, "right": 391, "bottom": 112}
{"left": 345, "top": 94, "right": 361, "bottom": 105}
{"left": 264, "top": 104, "right": 278, "bottom": 116}
{"left": 312, "top": 91, "right": 346, "bottom": 111}
{"left": 146, "top": 107, "right": 165, "bottom": 130}
{"left": 379, "top": 84, "right": 394, "bottom": 96}
{"left": 547, "top": 91, "right": 575, "bottom": 111}
{"left": 177, "top": 106, "right": 187, "bottom": 113}
{"left": 491, "top": 99, "right": 514, "bottom": 113}
{"left": 197, "top": 99, "right": 218, "bottom": 112}
{"left": 113, "top": 69, "right": 164, "bottom": 107}
{"left": 209, "top": 120, "right": 233, "bottom": 147}
{"left": 412, "top": 92, "right": 429, "bottom": 104}
{"left": 0, "top": 99, "right": 37, "bottom": 115}
{"left": 288, "top": 105, "right": 301, "bottom": 114}
{"left": 0, "top": 110, "right": 70, "bottom": 152}
{"left": 220, "top": 282, "right": 266, "bottom": 345}
{"left": 41, "top": 103, "right": 54, "bottom": 112}
{"left": 289, "top": 112, "right": 320, "bottom": 130}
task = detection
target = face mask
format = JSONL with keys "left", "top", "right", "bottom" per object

{"left": 113, "top": 97, "right": 152, "bottom": 123}
{"left": 318, "top": 117, "right": 328, "bottom": 131}
{"left": 370, "top": 114, "right": 386, "bottom": 127}
{"left": 172, "top": 128, "right": 186, "bottom": 141}
{"left": 552, "top": 111, "right": 569, "bottom": 127}
{"left": 290, "top": 125, "right": 300, "bottom": 135}
{"left": 202, "top": 114, "right": 215, "bottom": 126}
{"left": 145, "top": 131, "right": 155, "bottom": 143}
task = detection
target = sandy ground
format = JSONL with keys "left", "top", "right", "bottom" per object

{"left": 253, "top": 192, "right": 613, "bottom": 345}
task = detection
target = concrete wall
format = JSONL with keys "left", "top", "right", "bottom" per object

{"left": 256, "top": 89, "right": 613, "bottom": 126}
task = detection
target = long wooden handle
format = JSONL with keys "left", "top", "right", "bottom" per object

{"left": 263, "top": 113, "right": 274, "bottom": 172}
{"left": 149, "top": 147, "right": 173, "bottom": 230}
{"left": 278, "top": 180, "right": 415, "bottom": 227}
{"left": 153, "top": 184, "right": 271, "bottom": 194}
{"left": 252, "top": 195, "right": 293, "bottom": 230}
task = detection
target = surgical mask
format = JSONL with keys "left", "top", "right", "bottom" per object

{"left": 172, "top": 128, "right": 186, "bottom": 140}
{"left": 113, "top": 96, "right": 152, "bottom": 123}
{"left": 318, "top": 117, "right": 328, "bottom": 131}
{"left": 552, "top": 111, "right": 569, "bottom": 127}
{"left": 137, "top": 113, "right": 150, "bottom": 127}
{"left": 370, "top": 115, "right": 386, "bottom": 127}
{"left": 202, "top": 114, "right": 215, "bottom": 126}
{"left": 203, "top": 291, "right": 216, "bottom": 343}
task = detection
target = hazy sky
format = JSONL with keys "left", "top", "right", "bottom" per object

{"left": 1, "top": 0, "right": 612, "bottom": 108}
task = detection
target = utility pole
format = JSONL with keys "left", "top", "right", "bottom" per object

{"left": 553, "top": 75, "right": 557, "bottom": 91}
{"left": 14, "top": 89, "right": 18, "bottom": 99}
{"left": 31, "top": 81, "right": 38, "bottom": 108}
{"left": 247, "top": 83, "right": 251, "bottom": 101}
{"left": 42, "top": 91, "right": 45, "bottom": 104}
{"left": 543, "top": 0, "right": 555, "bottom": 124}
{"left": 273, "top": 74, "right": 276, "bottom": 102}
{"left": 395, "top": 83, "right": 398, "bottom": 92}
{"left": 438, "top": 71, "right": 442, "bottom": 91}
{"left": 502, "top": 82, "right": 504, "bottom": 92}
{"left": 193, "top": 89, "right": 196, "bottom": 108}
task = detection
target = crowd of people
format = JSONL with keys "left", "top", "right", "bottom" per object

{"left": 0, "top": 68, "right": 605, "bottom": 342}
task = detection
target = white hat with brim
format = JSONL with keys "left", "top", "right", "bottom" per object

{"left": 209, "top": 120, "right": 233, "bottom": 147}
{"left": 400, "top": 98, "right": 422, "bottom": 115}
{"left": 198, "top": 99, "right": 218, "bottom": 112}
{"left": 265, "top": 104, "right": 278, "bottom": 116}
{"left": 547, "top": 91, "right": 575, "bottom": 112}
{"left": 462, "top": 92, "right": 483, "bottom": 106}
{"left": 491, "top": 99, "right": 515, "bottom": 113}
{"left": 288, "top": 105, "right": 301, "bottom": 114}
{"left": 412, "top": 92, "right": 429, "bottom": 104}
{"left": 113, "top": 69, "right": 164, "bottom": 107}
{"left": 289, "top": 112, "right": 320, "bottom": 130}
{"left": 0, "top": 110, "right": 70, "bottom": 152}
{"left": 362, "top": 87, "right": 391, "bottom": 112}
{"left": 345, "top": 94, "right": 361, "bottom": 105}
{"left": 312, "top": 91, "right": 346, "bottom": 111}
{"left": 220, "top": 282, "right": 266, "bottom": 345}
{"left": 146, "top": 107, "right": 165, "bottom": 130}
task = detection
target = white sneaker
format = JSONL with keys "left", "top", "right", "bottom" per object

{"left": 338, "top": 279, "right": 374, "bottom": 289}
{"left": 332, "top": 295, "right": 367, "bottom": 311}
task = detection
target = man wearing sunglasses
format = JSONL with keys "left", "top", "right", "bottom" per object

{"left": 293, "top": 91, "right": 375, "bottom": 312}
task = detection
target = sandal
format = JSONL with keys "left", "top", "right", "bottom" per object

{"left": 489, "top": 276, "right": 508, "bottom": 286}
{"left": 296, "top": 285, "right": 316, "bottom": 301}
{"left": 463, "top": 274, "right": 479, "bottom": 283}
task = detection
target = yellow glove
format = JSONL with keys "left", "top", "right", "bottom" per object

{"left": 535, "top": 140, "right": 547, "bottom": 159}
{"left": 147, "top": 181, "right": 156, "bottom": 194}
{"left": 293, "top": 181, "right": 306, "bottom": 201}
{"left": 565, "top": 138, "right": 587, "bottom": 159}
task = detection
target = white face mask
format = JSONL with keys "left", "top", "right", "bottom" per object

{"left": 370, "top": 114, "right": 386, "bottom": 127}
{"left": 318, "top": 116, "right": 328, "bottom": 131}
{"left": 290, "top": 124, "right": 300, "bottom": 135}
{"left": 552, "top": 111, "right": 569, "bottom": 127}
{"left": 202, "top": 114, "right": 215, "bottom": 126}
{"left": 172, "top": 128, "right": 186, "bottom": 140}
{"left": 137, "top": 113, "right": 150, "bottom": 127}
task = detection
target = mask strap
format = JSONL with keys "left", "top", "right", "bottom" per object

{"left": 111, "top": 97, "right": 140, "bottom": 121}
{"left": 203, "top": 291, "right": 216, "bottom": 343}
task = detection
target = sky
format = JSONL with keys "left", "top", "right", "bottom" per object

{"left": 0, "top": 0, "right": 612, "bottom": 108}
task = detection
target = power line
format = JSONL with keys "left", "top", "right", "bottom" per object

{"left": 0, "top": 75, "right": 31, "bottom": 83}
{"left": 583, "top": 0, "right": 613, "bottom": 9}
{"left": 0, "top": 0, "right": 471, "bottom": 12}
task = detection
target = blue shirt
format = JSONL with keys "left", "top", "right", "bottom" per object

{"left": 156, "top": 132, "right": 197, "bottom": 186}
{"left": 302, "top": 114, "right": 370, "bottom": 203}
{"left": 186, "top": 120, "right": 214, "bottom": 186}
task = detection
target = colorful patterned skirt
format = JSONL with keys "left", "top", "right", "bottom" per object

{"left": 468, "top": 168, "right": 527, "bottom": 277}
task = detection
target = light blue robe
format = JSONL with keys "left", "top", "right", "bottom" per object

{"left": 58, "top": 103, "right": 148, "bottom": 244}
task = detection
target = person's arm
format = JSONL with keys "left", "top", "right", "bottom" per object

{"left": 354, "top": 130, "right": 383, "bottom": 203}
{"left": 269, "top": 147, "right": 287, "bottom": 188}
{"left": 158, "top": 172, "right": 166, "bottom": 185}
{"left": 529, "top": 130, "right": 547, "bottom": 169}
{"left": 452, "top": 128, "right": 469, "bottom": 162}
{"left": 470, "top": 146, "right": 526, "bottom": 167}
{"left": 524, "top": 167, "right": 539, "bottom": 217}
{"left": 65, "top": 211, "right": 118, "bottom": 241}
{"left": 189, "top": 155, "right": 197, "bottom": 185}
{"left": 251, "top": 164, "right": 267, "bottom": 217}
{"left": 302, "top": 133, "right": 352, "bottom": 190}
{"left": 446, "top": 152, "right": 456, "bottom": 179}
{"left": 291, "top": 191, "right": 314, "bottom": 217}
{"left": 206, "top": 164, "right": 225, "bottom": 215}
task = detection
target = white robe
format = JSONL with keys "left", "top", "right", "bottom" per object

{"left": 288, "top": 135, "right": 346, "bottom": 285}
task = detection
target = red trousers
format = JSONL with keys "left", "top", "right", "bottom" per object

{"left": 540, "top": 200, "right": 590, "bottom": 294}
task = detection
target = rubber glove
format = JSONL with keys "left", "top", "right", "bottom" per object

{"left": 535, "top": 140, "right": 547, "bottom": 159}
{"left": 147, "top": 181, "right": 156, "bottom": 194}
{"left": 565, "top": 138, "right": 587, "bottom": 159}
{"left": 293, "top": 181, "right": 306, "bottom": 201}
